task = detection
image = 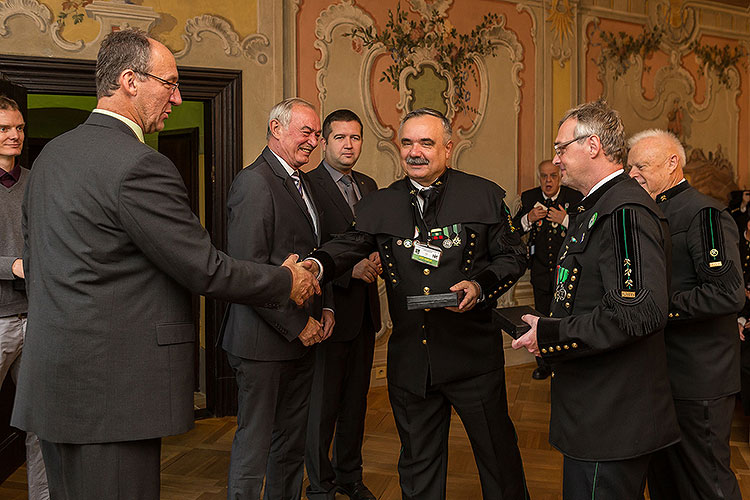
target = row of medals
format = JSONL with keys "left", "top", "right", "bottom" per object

{"left": 396, "top": 233, "right": 461, "bottom": 249}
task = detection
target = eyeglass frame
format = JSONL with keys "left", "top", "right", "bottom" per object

{"left": 553, "top": 134, "right": 591, "bottom": 157}
{"left": 138, "top": 71, "right": 180, "bottom": 94}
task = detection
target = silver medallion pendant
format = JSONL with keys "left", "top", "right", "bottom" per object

{"left": 442, "top": 238, "right": 453, "bottom": 249}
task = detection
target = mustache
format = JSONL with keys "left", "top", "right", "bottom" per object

{"left": 405, "top": 156, "right": 429, "bottom": 166}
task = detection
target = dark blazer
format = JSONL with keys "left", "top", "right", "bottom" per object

{"left": 656, "top": 182, "right": 744, "bottom": 399}
{"left": 12, "top": 113, "right": 290, "bottom": 444}
{"left": 311, "top": 169, "right": 528, "bottom": 396}
{"left": 537, "top": 174, "right": 680, "bottom": 461}
{"left": 306, "top": 163, "right": 380, "bottom": 342}
{"left": 221, "top": 147, "right": 331, "bottom": 361}
{"left": 513, "top": 186, "right": 583, "bottom": 292}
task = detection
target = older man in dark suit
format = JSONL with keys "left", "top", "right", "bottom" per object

{"left": 221, "top": 98, "right": 334, "bottom": 500}
{"left": 12, "top": 30, "right": 319, "bottom": 500}
{"left": 304, "top": 109, "right": 381, "bottom": 500}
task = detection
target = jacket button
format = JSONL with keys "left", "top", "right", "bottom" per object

{"left": 570, "top": 276, "right": 576, "bottom": 281}
{"left": 573, "top": 268, "right": 579, "bottom": 273}
{"left": 423, "top": 287, "right": 430, "bottom": 294}
{"left": 392, "top": 279, "right": 397, "bottom": 283}
{"left": 568, "top": 284, "right": 573, "bottom": 290}
{"left": 422, "top": 339, "right": 427, "bottom": 344}
{"left": 423, "top": 268, "right": 430, "bottom": 275}
{"left": 572, "top": 342, "right": 578, "bottom": 348}
{"left": 563, "top": 344, "right": 569, "bottom": 350}
{"left": 424, "top": 308, "right": 430, "bottom": 312}
{"left": 565, "top": 302, "right": 570, "bottom": 308}
{"left": 556, "top": 345, "right": 562, "bottom": 351}
{"left": 541, "top": 348, "right": 548, "bottom": 354}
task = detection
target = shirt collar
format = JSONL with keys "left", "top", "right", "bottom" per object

{"left": 269, "top": 149, "right": 298, "bottom": 177}
{"left": 0, "top": 162, "right": 21, "bottom": 182}
{"left": 542, "top": 188, "right": 560, "bottom": 202}
{"left": 323, "top": 161, "right": 347, "bottom": 183}
{"left": 586, "top": 169, "right": 624, "bottom": 198}
{"left": 92, "top": 109, "right": 145, "bottom": 143}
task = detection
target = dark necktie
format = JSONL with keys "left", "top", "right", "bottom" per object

{"left": 419, "top": 187, "right": 436, "bottom": 228}
{"left": 544, "top": 197, "right": 553, "bottom": 208}
{"left": 340, "top": 174, "right": 359, "bottom": 212}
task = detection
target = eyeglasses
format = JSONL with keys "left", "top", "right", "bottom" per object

{"left": 553, "top": 135, "right": 590, "bottom": 157}
{"left": 139, "top": 71, "right": 180, "bottom": 94}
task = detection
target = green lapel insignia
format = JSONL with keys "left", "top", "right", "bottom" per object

{"left": 588, "top": 212, "right": 598, "bottom": 228}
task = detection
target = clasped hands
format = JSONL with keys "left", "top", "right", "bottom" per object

{"left": 512, "top": 314, "right": 540, "bottom": 356}
{"left": 528, "top": 205, "right": 566, "bottom": 225}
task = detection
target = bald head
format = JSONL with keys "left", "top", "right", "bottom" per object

{"left": 538, "top": 160, "right": 561, "bottom": 197}
{"left": 627, "top": 129, "right": 685, "bottom": 199}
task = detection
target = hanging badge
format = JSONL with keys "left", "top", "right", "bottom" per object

{"left": 412, "top": 241, "right": 442, "bottom": 267}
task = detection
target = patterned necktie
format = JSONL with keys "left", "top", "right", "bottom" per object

{"left": 291, "top": 171, "right": 304, "bottom": 196}
{"left": 340, "top": 174, "right": 359, "bottom": 212}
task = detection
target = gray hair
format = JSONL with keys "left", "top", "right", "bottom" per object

{"left": 559, "top": 98, "right": 626, "bottom": 165}
{"left": 399, "top": 108, "right": 452, "bottom": 144}
{"left": 95, "top": 29, "right": 152, "bottom": 99}
{"left": 266, "top": 98, "right": 316, "bottom": 140}
{"left": 628, "top": 129, "right": 686, "bottom": 168}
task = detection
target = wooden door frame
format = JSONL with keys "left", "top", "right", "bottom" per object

{"left": 0, "top": 55, "right": 242, "bottom": 417}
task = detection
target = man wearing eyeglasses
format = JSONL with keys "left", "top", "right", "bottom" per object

{"left": 513, "top": 99, "right": 679, "bottom": 498}
{"left": 628, "top": 129, "right": 743, "bottom": 500}
{"left": 12, "top": 29, "right": 320, "bottom": 500}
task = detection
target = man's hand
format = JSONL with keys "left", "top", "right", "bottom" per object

{"left": 512, "top": 314, "right": 540, "bottom": 356}
{"left": 446, "top": 280, "right": 480, "bottom": 313}
{"left": 546, "top": 205, "right": 567, "bottom": 225}
{"left": 528, "top": 205, "right": 547, "bottom": 223}
{"left": 11, "top": 259, "right": 24, "bottom": 279}
{"left": 301, "top": 258, "right": 320, "bottom": 277}
{"left": 740, "top": 322, "right": 746, "bottom": 342}
{"left": 298, "top": 316, "right": 324, "bottom": 346}
{"left": 352, "top": 258, "right": 381, "bottom": 283}
{"left": 321, "top": 309, "right": 335, "bottom": 341}
{"left": 281, "top": 254, "right": 321, "bottom": 306}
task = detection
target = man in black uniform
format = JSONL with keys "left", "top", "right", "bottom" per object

{"left": 304, "top": 110, "right": 381, "bottom": 500}
{"left": 739, "top": 216, "right": 750, "bottom": 414}
{"left": 513, "top": 160, "right": 582, "bottom": 379}
{"left": 307, "top": 108, "right": 529, "bottom": 499}
{"left": 628, "top": 129, "right": 744, "bottom": 500}
{"left": 513, "top": 100, "right": 680, "bottom": 499}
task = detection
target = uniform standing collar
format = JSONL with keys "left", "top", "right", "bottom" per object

{"left": 656, "top": 179, "right": 690, "bottom": 203}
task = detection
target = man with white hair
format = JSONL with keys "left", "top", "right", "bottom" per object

{"left": 628, "top": 129, "right": 744, "bottom": 500}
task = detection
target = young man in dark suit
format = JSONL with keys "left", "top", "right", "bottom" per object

{"left": 13, "top": 30, "right": 318, "bottom": 500}
{"left": 629, "top": 129, "right": 744, "bottom": 500}
{"left": 221, "top": 98, "right": 334, "bottom": 500}
{"left": 513, "top": 160, "right": 582, "bottom": 379}
{"left": 304, "top": 110, "right": 381, "bottom": 500}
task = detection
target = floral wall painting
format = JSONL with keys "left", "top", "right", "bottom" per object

{"left": 346, "top": 2, "right": 500, "bottom": 118}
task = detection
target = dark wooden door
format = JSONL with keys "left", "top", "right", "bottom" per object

{"left": 158, "top": 128, "right": 202, "bottom": 393}
{"left": 0, "top": 78, "right": 28, "bottom": 483}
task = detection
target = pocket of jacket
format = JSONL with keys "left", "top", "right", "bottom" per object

{"left": 156, "top": 322, "right": 195, "bottom": 345}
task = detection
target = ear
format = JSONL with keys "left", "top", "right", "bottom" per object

{"left": 444, "top": 139, "right": 454, "bottom": 160}
{"left": 119, "top": 69, "right": 139, "bottom": 97}
{"left": 666, "top": 153, "right": 679, "bottom": 174}
{"left": 587, "top": 135, "right": 603, "bottom": 159}
{"left": 269, "top": 118, "right": 283, "bottom": 140}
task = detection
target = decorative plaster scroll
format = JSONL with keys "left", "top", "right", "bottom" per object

{"left": 407, "top": 0, "right": 452, "bottom": 19}
{"left": 314, "top": 0, "right": 374, "bottom": 43}
{"left": 396, "top": 47, "right": 455, "bottom": 121}
{"left": 453, "top": 17, "right": 524, "bottom": 170}
{"left": 649, "top": 0, "right": 697, "bottom": 50}
{"left": 51, "top": 21, "right": 85, "bottom": 51}
{"left": 175, "top": 15, "right": 241, "bottom": 58}
{"left": 85, "top": 1, "right": 160, "bottom": 40}
{"left": 515, "top": 2, "right": 537, "bottom": 47}
{"left": 0, "top": 0, "right": 51, "bottom": 37}
{"left": 174, "top": 14, "right": 270, "bottom": 65}
{"left": 242, "top": 33, "right": 270, "bottom": 65}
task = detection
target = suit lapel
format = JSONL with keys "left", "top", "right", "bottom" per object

{"left": 313, "top": 164, "right": 355, "bottom": 223}
{"left": 261, "top": 148, "right": 318, "bottom": 238}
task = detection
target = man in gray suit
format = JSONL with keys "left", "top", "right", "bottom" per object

{"left": 221, "top": 98, "right": 334, "bottom": 500}
{"left": 12, "top": 29, "right": 319, "bottom": 500}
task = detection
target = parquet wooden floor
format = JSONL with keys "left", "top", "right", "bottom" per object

{"left": 3, "top": 363, "right": 750, "bottom": 499}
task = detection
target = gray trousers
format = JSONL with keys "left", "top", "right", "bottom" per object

{"left": 0, "top": 315, "right": 49, "bottom": 500}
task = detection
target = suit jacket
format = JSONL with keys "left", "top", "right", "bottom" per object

{"left": 306, "top": 163, "right": 380, "bottom": 342}
{"left": 221, "top": 148, "right": 332, "bottom": 361}
{"left": 12, "top": 113, "right": 290, "bottom": 444}
{"left": 537, "top": 174, "right": 679, "bottom": 461}
{"left": 513, "top": 186, "right": 583, "bottom": 292}
{"left": 311, "top": 169, "right": 528, "bottom": 396}
{"left": 656, "top": 182, "right": 744, "bottom": 399}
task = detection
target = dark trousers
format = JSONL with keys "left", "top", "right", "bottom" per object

{"left": 305, "top": 330, "right": 375, "bottom": 500}
{"left": 388, "top": 369, "right": 528, "bottom": 500}
{"left": 533, "top": 287, "right": 553, "bottom": 370}
{"left": 647, "top": 396, "right": 741, "bottom": 500}
{"left": 562, "top": 454, "right": 650, "bottom": 500}
{"left": 39, "top": 438, "right": 161, "bottom": 500}
{"left": 226, "top": 351, "right": 315, "bottom": 500}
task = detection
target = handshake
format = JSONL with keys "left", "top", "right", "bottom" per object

{"left": 280, "top": 254, "right": 322, "bottom": 306}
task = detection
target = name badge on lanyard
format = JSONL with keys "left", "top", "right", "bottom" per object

{"left": 411, "top": 241, "right": 442, "bottom": 267}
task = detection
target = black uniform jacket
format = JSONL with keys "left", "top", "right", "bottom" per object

{"left": 537, "top": 174, "right": 679, "bottom": 461}
{"left": 311, "top": 169, "right": 527, "bottom": 396}
{"left": 513, "top": 186, "right": 583, "bottom": 292}
{"left": 306, "top": 164, "right": 381, "bottom": 342}
{"left": 656, "top": 181, "right": 744, "bottom": 400}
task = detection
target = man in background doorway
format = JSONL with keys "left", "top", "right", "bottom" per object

{"left": 513, "top": 160, "right": 582, "bottom": 380}
{"left": 0, "top": 95, "right": 49, "bottom": 500}
{"left": 305, "top": 109, "right": 381, "bottom": 500}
